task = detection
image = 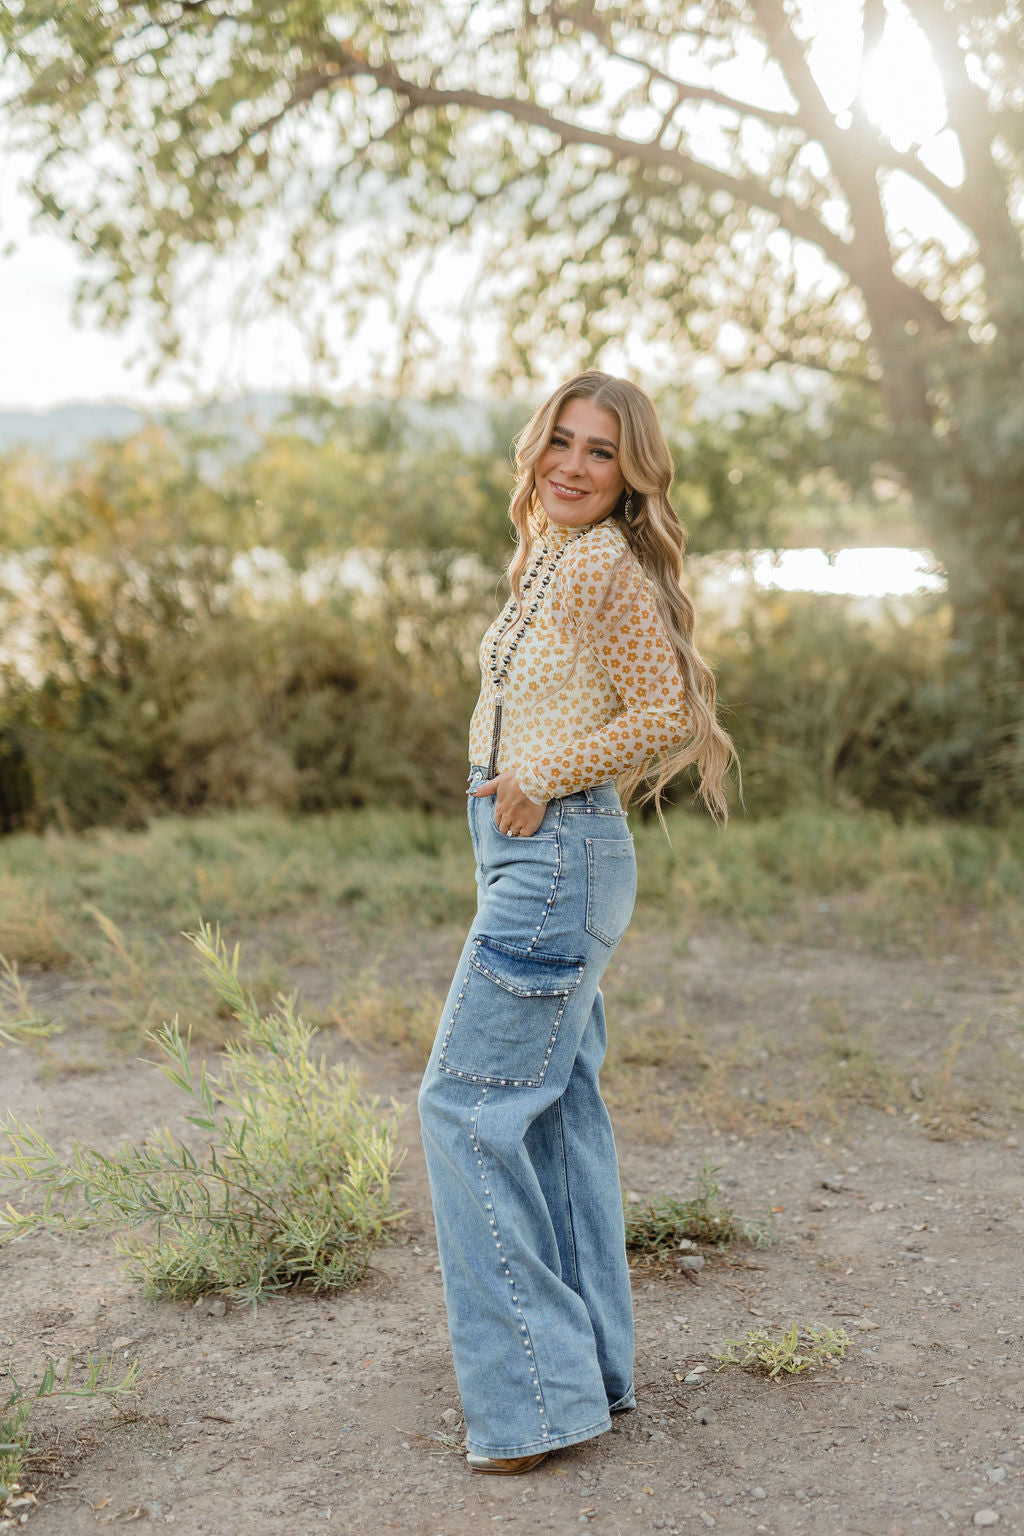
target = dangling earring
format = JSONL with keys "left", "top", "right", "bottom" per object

{"left": 624, "top": 490, "right": 634, "bottom": 524}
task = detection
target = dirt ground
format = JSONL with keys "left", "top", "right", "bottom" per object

{"left": 2, "top": 911, "right": 1023, "bottom": 1536}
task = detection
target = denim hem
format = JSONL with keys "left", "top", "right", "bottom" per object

{"left": 608, "top": 1386, "right": 636, "bottom": 1414}
{"left": 465, "top": 1414, "right": 612, "bottom": 1459}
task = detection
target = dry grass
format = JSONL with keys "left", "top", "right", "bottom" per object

{"left": 0, "top": 808, "right": 1020, "bottom": 1140}
{"left": 599, "top": 961, "right": 1018, "bottom": 1142}
{"left": 329, "top": 978, "right": 443, "bottom": 1069}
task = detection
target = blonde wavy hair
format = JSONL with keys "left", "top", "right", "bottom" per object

{"left": 507, "top": 371, "right": 736, "bottom": 821}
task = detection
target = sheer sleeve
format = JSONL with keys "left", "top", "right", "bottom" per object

{"left": 514, "top": 535, "right": 692, "bottom": 803}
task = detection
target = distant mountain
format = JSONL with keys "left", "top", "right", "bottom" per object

{"left": 0, "top": 393, "right": 296, "bottom": 458}
{"left": 0, "top": 402, "right": 146, "bottom": 456}
{"left": 0, "top": 375, "right": 821, "bottom": 460}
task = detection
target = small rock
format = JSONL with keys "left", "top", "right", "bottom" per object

{"left": 441, "top": 1408, "right": 461, "bottom": 1428}
{"left": 973, "top": 1512, "right": 999, "bottom": 1528}
{"left": 821, "top": 1177, "right": 845, "bottom": 1192}
{"left": 675, "top": 1254, "right": 705, "bottom": 1272}
{"left": 699, "top": 1515, "right": 716, "bottom": 1529}
{"left": 677, "top": 1238, "right": 697, "bottom": 1251}
{"left": 794, "top": 1490, "right": 807, "bottom": 1502}
{"left": 807, "top": 1198, "right": 825, "bottom": 1212}
{"left": 856, "top": 1319, "right": 881, "bottom": 1332}
{"left": 109, "top": 1336, "right": 135, "bottom": 1351}
{"left": 750, "top": 1487, "right": 767, "bottom": 1500}
{"left": 1006, "top": 1137, "right": 1019, "bottom": 1149}
{"left": 986, "top": 1468, "right": 1007, "bottom": 1484}
{"left": 684, "top": 1371, "right": 705, "bottom": 1384}
{"left": 206, "top": 1298, "right": 227, "bottom": 1318}
{"left": 867, "top": 1200, "right": 887, "bottom": 1213}
{"left": 694, "top": 1408, "right": 715, "bottom": 1426}
{"left": 892, "top": 1401, "right": 911, "bottom": 1411}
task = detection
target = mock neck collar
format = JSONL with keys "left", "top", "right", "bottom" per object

{"left": 530, "top": 506, "right": 613, "bottom": 551}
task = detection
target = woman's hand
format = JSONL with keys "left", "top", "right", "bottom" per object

{"left": 472, "top": 770, "right": 547, "bottom": 837}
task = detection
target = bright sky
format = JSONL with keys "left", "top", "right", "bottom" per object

{"left": 0, "top": 0, "right": 966, "bottom": 412}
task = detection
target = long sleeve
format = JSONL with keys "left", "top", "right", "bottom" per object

{"left": 513, "top": 534, "right": 692, "bottom": 802}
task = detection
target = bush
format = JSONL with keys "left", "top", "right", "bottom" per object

{"left": 702, "top": 591, "right": 994, "bottom": 818}
{"left": 0, "top": 925, "right": 406, "bottom": 1304}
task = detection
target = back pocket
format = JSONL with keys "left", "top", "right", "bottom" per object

{"left": 438, "top": 936, "right": 585, "bottom": 1087}
{"left": 585, "top": 837, "right": 637, "bottom": 946}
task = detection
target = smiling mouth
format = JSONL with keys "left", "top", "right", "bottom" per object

{"left": 549, "top": 481, "right": 588, "bottom": 498}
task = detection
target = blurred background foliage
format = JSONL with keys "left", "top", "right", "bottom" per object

{"left": 0, "top": 393, "right": 996, "bottom": 833}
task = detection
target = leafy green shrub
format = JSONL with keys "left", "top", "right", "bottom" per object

{"left": 0, "top": 925, "right": 405, "bottom": 1303}
{"left": 705, "top": 590, "right": 995, "bottom": 817}
{"left": 624, "top": 1160, "right": 774, "bottom": 1257}
{"left": 3, "top": 407, "right": 1019, "bottom": 831}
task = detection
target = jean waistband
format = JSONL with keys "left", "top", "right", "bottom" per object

{"left": 467, "top": 765, "right": 618, "bottom": 808}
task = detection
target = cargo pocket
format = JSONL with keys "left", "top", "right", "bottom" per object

{"left": 437, "top": 935, "right": 586, "bottom": 1087}
{"left": 585, "top": 836, "right": 637, "bottom": 946}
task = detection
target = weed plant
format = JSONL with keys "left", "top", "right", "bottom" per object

{"left": 0, "top": 955, "right": 56, "bottom": 1046}
{"left": 624, "top": 1161, "right": 775, "bottom": 1258}
{"left": 713, "top": 1323, "right": 850, "bottom": 1379}
{"left": 0, "top": 925, "right": 405, "bottom": 1304}
{"left": 1, "top": 1353, "right": 139, "bottom": 1503}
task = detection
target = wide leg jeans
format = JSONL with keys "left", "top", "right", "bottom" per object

{"left": 418, "top": 768, "right": 638, "bottom": 1459}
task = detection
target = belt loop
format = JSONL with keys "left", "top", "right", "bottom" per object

{"left": 582, "top": 785, "right": 596, "bottom": 804}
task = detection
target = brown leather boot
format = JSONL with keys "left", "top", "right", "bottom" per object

{"left": 466, "top": 1451, "right": 550, "bottom": 1475}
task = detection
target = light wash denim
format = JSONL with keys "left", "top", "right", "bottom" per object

{"left": 418, "top": 766, "right": 638, "bottom": 1459}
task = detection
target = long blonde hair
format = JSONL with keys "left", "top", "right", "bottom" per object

{"left": 507, "top": 371, "right": 736, "bottom": 821}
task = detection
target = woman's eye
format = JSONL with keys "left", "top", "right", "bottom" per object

{"left": 550, "top": 434, "right": 568, "bottom": 448}
{"left": 592, "top": 449, "right": 613, "bottom": 460}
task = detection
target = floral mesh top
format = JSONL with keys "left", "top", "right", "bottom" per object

{"left": 468, "top": 511, "right": 693, "bottom": 803}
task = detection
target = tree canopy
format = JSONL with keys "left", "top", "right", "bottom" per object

{"left": 2, "top": 0, "right": 1023, "bottom": 789}
{"left": 2, "top": 3, "right": 1020, "bottom": 391}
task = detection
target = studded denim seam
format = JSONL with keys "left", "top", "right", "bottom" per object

{"left": 526, "top": 797, "right": 562, "bottom": 954}
{"left": 471, "top": 1088, "right": 550, "bottom": 1441}
{"left": 563, "top": 806, "right": 627, "bottom": 817}
{"left": 434, "top": 937, "right": 481, "bottom": 1067}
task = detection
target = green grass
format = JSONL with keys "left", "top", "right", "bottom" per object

{"left": 0, "top": 806, "right": 1020, "bottom": 1075}
{"left": 1, "top": 805, "right": 1021, "bottom": 966}
{"left": 624, "top": 1161, "right": 775, "bottom": 1259}
{"left": 635, "top": 807, "right": 1024, "bottom": 926}
{"left": 0, "top": 808, "right": 474, "bottom": 961}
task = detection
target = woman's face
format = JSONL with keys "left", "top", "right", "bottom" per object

{"left": 534, "top": 397, "right": 627, "bottom": 529}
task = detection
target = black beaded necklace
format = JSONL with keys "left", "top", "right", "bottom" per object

{"left": 485, "top": 533, "right": 584, "bottom": 779}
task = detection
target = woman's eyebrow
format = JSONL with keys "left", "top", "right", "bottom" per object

{"left": 552, "top": 424, "right": 619, "bottom": 448}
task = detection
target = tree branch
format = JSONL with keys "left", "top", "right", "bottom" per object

{"left": 874, "top": 145, "right": 972, "bottom": 227}
{"left": 568, "top": 15, "right": 802, "bottom": 134}
{"left": 364, "top": 61, "right": 951, "bottom": 332}
{"left": 365, "top": 67, "right": 850, "bottom": 256}
{"left": 750, "top": 0, "right": 847, "bottom": 151}
{"left": 900, "top": 0, "right": 1022, "bottom": 273}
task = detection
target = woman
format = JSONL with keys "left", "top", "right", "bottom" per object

{"left": 418, "top": 371, "right": 733, "bottom": 1476}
